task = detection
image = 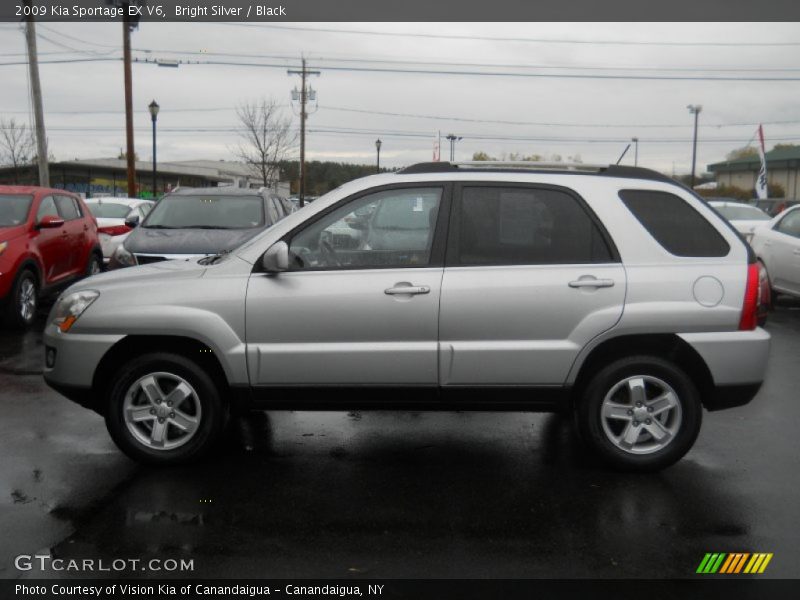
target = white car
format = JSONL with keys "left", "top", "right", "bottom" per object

{"left": 709, "top": 200, "right": 772, "bottom": 242}
{"left": 84, "top": 198, "right": 154, "bottom": 264}
{"left": 751, "top": 204, "right": 800, "bottom": 300}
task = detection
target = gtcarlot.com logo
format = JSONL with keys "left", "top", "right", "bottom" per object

{"left": 696, "top": 552, "right": 773, "bottom": 574}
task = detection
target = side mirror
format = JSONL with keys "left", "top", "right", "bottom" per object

{"left": 38, "top": 215, "right": 64, "bottom": 229}
{"left": 124, "top": 214, "right": 140, "bottom": 228}
{"left": 262, "top": 241, "right": 289, "bottom": 273}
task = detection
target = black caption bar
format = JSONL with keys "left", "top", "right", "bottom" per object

{"left": 5, "top": 579, "right": 800, "bottom": 600}
{"left": 3, "top": 0, "right": 800, "bottom": 22}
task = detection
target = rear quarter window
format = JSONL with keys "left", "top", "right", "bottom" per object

{"left": 619, "top": 190, "right": 730, "bottom": 257}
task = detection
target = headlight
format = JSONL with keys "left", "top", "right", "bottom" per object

{"left": 113, "top": 244, "right": 136, "bottom": 267}
{"left": 51, "top": 290, "right": 99, "bottom": 333}
{"left": 0, "top": 241, "right": 7, "bottom": 256}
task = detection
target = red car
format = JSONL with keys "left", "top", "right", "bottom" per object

{"left": 0, "top": 186, "right": 102, "bottom": 328}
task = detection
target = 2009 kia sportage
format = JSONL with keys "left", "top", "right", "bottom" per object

{"left": 43, "top": 162, "right": 771, "bottom": 471}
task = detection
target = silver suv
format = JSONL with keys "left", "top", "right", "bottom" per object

{"left": 43, "top": 163, "right": 770, "bottom": 471}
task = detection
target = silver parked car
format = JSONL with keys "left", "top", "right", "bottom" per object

{"left": 43, "top": 162, "right": 770, "bottom": 471}
{"left": 751, "top": 204, "right": 800, "bottom": 301}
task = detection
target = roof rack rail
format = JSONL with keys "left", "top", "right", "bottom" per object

{"left": 454, "top": 160, "right": 607, "bottom": 172}
{"left": 397, "top": 161, "right": 675, "bottom": 184}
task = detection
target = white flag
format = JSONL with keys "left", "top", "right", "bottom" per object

{"left": 756, "top": 125, "right": 768, "bottom": 200}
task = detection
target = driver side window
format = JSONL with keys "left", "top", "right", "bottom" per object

{"left": 776, "top": 210, "right": 800, "bottom": 238}
{"left": 36, "top": 196, "right": 58, "bottom": 222}
{"left": 288, "top": 187, "right": 442, "bottom": 270}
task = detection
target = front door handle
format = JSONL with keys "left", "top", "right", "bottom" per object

{"left": 385, "top": 284, "right": 431, "bottom": 295}
{"left": 569, "top": 278, "right": 615, "bottom": 289}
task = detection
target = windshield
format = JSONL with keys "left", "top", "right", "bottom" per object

{"left": 143, "top": 195, "right": 264, "bottom": 229}
{"left": 714, "top": 205, "right": 771, "bottom": 221}
{"left": 0, "top": 194, "right": 33, "bottom": 227}
{"left": 86, "top": 202, "right": 133, "bottom": 218}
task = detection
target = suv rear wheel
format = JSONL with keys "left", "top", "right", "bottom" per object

{"left": 105, "top": 352, "right": 227, "bottom": 465}
{"left": 576, "top": 356, "right": 702, "bottom": 472}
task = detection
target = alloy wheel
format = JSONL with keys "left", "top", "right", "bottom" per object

{"left": 600, "top": 375, "right": 683, "bottom": 455}
{"left": 123, "top": 371, "right": 202, "bottom": 450}
{"left": 18, "top": 278, "right": 36, "bottom": 323}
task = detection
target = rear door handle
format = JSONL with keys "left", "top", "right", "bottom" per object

{"left": 385, "top": 285, "right": 431, "bottom": 295}
{"left": 569, "top": 278, "right": 615, "bottom": 289}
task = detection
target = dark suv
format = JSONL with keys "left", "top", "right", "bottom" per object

{"left": 109, "top": 187, "right": 292, "bottom": 268}
{"left": 0, "top": 186, "right": 101, "bottom": 328}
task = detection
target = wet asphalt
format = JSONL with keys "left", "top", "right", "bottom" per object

{"left": 1, "top": 299, "right": 799, "bottom": 580}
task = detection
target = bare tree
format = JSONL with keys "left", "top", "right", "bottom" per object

{"left": 233, "top": 98, "right": 296, "bottom": 187}
{"left": 0, "top": 118, "right": 35, "bottom": 183}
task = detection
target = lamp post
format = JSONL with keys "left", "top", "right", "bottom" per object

{"left": 446, "top": 134, "right": 462, "bottom": 162}
{"left": 687, "top": 104, "right": 702, "bottom": 188}
{"left": 631, "top": 137, "right": 639, "bottom": 167}
{"left": 375, "top": 138, "right": 382, "bottom": 173}
{"left": 148, "top": 99, "right": 159, "bottom": 198}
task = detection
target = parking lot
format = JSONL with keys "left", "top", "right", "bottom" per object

{"left": 0, "top": 297, "right": 797, "bottom": 580}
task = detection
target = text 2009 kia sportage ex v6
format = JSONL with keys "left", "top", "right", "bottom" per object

{"left": 43, "top": 163, "right": 770, "bottom": 471}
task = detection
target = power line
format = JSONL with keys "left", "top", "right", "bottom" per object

{"left": 4, "top": 103, "right": 800, "bottom": 130}
{"left": 216, "top": 23, "right": 800, "bottom": 48}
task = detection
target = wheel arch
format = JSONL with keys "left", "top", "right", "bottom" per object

{"left": 570, "top": 334, "right": 715, "bottom": 409}
{"left": 92, "top": 335, "right": 231, "bottom": 412}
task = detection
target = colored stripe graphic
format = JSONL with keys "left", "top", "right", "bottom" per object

{"left": 697, "top": 553, "right": 727, "bottom": 573}
{"left": 698, "top": 552, "right": 772, "bottom": 574}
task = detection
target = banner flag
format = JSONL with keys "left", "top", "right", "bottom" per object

{"left": 756, "top": 125, "right": 768, "bottom": 200}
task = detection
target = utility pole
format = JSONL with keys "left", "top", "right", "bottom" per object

{"left": 288, "top": 58, "right": 320, "bottom": 207}
{"left": 123, "top": 16, "right": 136, "bottom": 197}
{"left": 23, "top": 0, "right": 49, "bottom": 187}
{"left": 687, "top": 104, "right": 703, "bottom": 189}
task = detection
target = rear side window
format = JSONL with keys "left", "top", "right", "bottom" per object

{"left": 55, "top": 195, "right": 81, "bottom": 221}
{"left": 619, "top": 190, "right": 730, "bottom": 257}
{"left": 453, "top": 186, "right": 615, "bottom": 266}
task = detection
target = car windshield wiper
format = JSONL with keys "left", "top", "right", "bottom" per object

{"left": 142, "top": 224, "right": 178, "bottom": 229}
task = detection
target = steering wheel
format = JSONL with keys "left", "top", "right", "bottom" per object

{"left": 319, "top": 240, "right": 342, "bottom": 267}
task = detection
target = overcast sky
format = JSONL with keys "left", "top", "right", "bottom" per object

{"left": 1, "top": 21, "right": 800, "bottom": 174}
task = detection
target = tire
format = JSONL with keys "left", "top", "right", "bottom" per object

{"left": 576, "top": 356, "right": 702, "bottom": 472}
{"left": 85, "top": 252, "right": 102, "bottom": 277}
{"left": 105, "top": 352, "right": 228, "bottom": 465}
{"left": 3, "top": 270, "right": 38, "bottom": 330}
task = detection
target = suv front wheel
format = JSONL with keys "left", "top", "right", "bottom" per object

{"left": 576, "top": 356, "right": 702, "bottom": 472}
{"left": 105, "top": 353, "right": 227, "bottom": 465}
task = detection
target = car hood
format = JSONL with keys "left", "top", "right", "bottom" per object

{"left": 730, "top": 219, "right": 770, "bottom": 234}
{"left": 124, "top": 226, "right": 263, "bottom": 255}
{"left": 0, "top": 223, "right": 28, "bottom": 241}
{"left": 69, "top": 257, "right": 207, "bottom": 292}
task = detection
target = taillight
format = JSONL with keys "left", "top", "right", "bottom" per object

{"left": 98, "top": 225, "right": 130, "bottom": 236}
{"left": 739, "top": 263, "right": 760, "bottom": 330}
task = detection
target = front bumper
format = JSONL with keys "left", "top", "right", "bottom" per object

{"left": 43, "top": 323, "right": 124, "bottom": 412}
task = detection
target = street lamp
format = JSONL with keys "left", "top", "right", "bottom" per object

{"left": 375, "top": 138, "right": 382, "bottom": 173}
{"left": 148, "top": 99, "right": 159, "bottom": 198}
{"left": 687, "top": 104, "right": 702, "bottom": 188}
{"left": 446, "top": 133, "right": 462, "bottom": 162}
{"left": 631, "top": 137, "right": 639, "bottom": 167}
